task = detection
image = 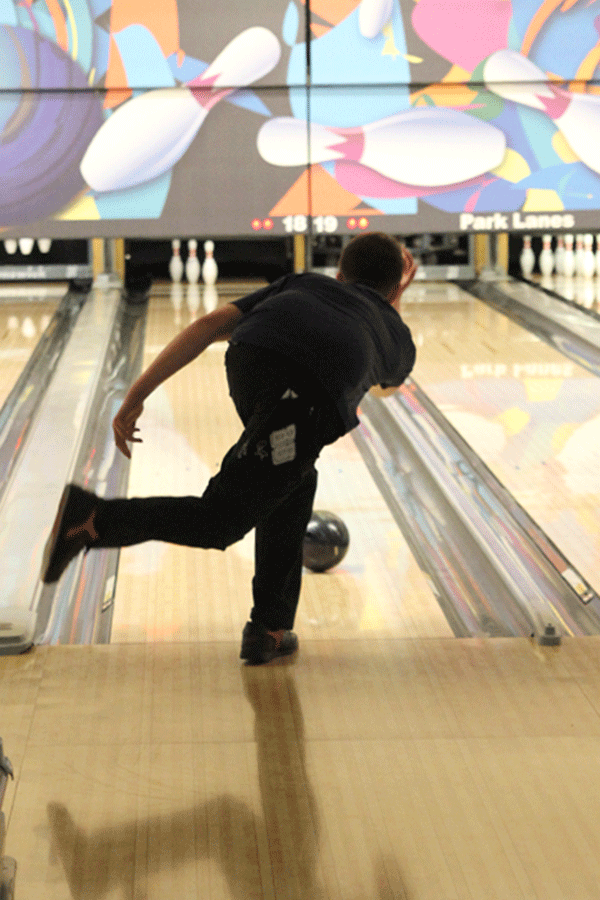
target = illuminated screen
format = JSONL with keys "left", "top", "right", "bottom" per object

{"left": 1, "top": 0, "right": 600, "bottom": 238}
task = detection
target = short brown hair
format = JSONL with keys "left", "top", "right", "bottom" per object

{"left": 339, "top": 232, "right": 404, "bottom": 298}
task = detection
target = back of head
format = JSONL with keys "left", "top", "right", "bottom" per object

{"left": 339, "top": 232, "right": 404, "bottom": 298}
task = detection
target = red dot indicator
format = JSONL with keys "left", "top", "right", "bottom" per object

{"left": 263, "top": 218, "right": 274, "bottom": 231}
{"left": 358, "top": 217, "right": 369, "bottom": 230}
{"left": 251, "top": 218, "right": 262, "bottom": 231}
{"left": 347, "top": 217, "right": 358, "bottom": 230}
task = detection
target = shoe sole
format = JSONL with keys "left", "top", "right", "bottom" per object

{"left": 243, "top": 649, "right": 297, "bottom": 665}
{"left": 41, "top": 484, "right": 75, "bottom": 583}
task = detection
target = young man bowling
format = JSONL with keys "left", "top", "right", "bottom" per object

{"left": 41, "top": 232, "right": 417, "bottom": 664}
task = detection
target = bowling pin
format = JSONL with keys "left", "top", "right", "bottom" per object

{"left": 596, "top": 235, "right": 600, "bottom": 277}
{"left": 483, "top": 50, "right": 600, "bottom": 177}
{"left": 539, "top": 234, "right": 554, "bottom": 276}
{"left": 563, "top": 234, "right": 575, "bottom": 277}
{"left": 3, "top": 240, "right": 17, "bottom": 255}
{"left": 169, "top": 239, "right": 184, "bottom": 282}
{"left": 202, "top": 240, "right": 218, "bottom": 285}
{"left": 583, "top": 233, "right": 596, "bottom": 278}
{"left": 359, "top": 0, "right": 393, "bottom": 39}
{"left": 555, "top": 235, "right": 565, "bottom": 275}
{"left": 18, "top": 238, "right": 34, "bottom": 255}
{"left": 257, "top": 108, "right": 506, "bottom": 188}
{"left": 37, "top": 239, "right": 52, "bottom": 253}
{"left": 520, "top": 235, "right": 535, "bottom": 276}
{"left": 186, "top": 240, "right": 200, "bottom": 284}
{"left": 575, "top": 234, "right": 586, "bottom": 277}
{"left": 81, "top": 27, "right": 281, "bottom": 192}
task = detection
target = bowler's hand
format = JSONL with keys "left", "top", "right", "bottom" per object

{"left": 390, "top": 248, "right": 418, "bottom": 313}
{"left": 113, "top": 400, "right": 144, "bottom": 458}
{"left": 400, "top": 248, "right": 417, "bottom": 293}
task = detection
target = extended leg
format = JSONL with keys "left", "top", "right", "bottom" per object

{"left": 42, "top": 389, "right": 326, "bottom": 583}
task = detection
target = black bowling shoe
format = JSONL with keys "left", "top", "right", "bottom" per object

{"left": 41, "top": 484, "right": 100, "bottom": 583}
{"left": 240, "top": 621, "right": 298, "bottom": 665}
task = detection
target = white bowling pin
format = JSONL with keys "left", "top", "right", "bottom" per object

{"left": 81, "top": 27, "right": 281, "bottom": 192}
{"left": 359, "top": 0, "right": 393, "bottom": 39}
{"left": 563, "top": 234, "right": 575, "bottom": 277}
{"left": 583, "top": 233, "right": 596, "bottom": 278}
{"left": 483, "top": 50, "right": 600, "bottom": 177}
{"left": 555, "top": 235, "right": 565, "bottom": 275}
{"left": 539, "top": 234, "right": 554, "bottom": 276}
{"left": 575, "top": 234, "right": 586, "bottom": 276}
{"left": 520, "top": 235, "right": 535, "bottom": 276}
{"left": 37, "top": 239, "right": 52, "bottom": 253}
{"left": 257, "top": 108, "right": 506, "bottom": 188}
{"left": 18, "top": 238, "right": 34, "bottom": 255}
{"left": 186, "top": 239, "right": 200, "bottom": 284}
{"left": 169, "top": 239, "right": 184, "bottom": 282}
{"left": 3, "top": 240, "right": 17, "bottom": 254}
{"left": 202, "top": 240, "right": 218, "bottom": 285}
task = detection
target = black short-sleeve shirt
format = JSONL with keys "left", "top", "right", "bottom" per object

{"left": 230, "top": 272, "right": 416, "bottom": 434}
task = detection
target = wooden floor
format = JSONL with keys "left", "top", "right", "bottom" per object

{"left": 5, "top": 636, "right": 600, "bottom": 899}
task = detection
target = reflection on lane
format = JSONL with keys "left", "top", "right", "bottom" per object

{"left": 401, "top": 282, "right": 600, "bottom": 594}
{"left": 0, "top": 293, "right": 62, "bottom": 407}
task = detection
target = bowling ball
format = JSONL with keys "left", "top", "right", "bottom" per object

{"left": 302, "top": 510, "right": 350, "bottom": 572}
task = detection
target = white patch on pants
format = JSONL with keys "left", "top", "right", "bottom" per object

{"left": 270, "top": 423, "right": 296, "bottom": 465}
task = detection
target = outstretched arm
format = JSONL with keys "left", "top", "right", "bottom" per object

{"left": 113, "top": 303, "right": 243, "bottom": 458}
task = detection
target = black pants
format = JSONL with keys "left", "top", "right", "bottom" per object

{"left": 93, "top": 343, "right": 342, "bottom": 631}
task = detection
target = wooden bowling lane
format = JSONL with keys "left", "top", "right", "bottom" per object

{"left": 110, "top": 283, "right": 451, "bottom": 644}
{"left": 401, "top": 279, "right": 600, "bottom": 598}
{"left": 6, "top": 638, "right": 600, "bottom": 899}
{"left": 0, "top": 285, "right": 64, "bottom": 408}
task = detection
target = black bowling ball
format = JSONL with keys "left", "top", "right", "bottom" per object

{"left": 303, "top": 510, "right": 350, "bottom": 572}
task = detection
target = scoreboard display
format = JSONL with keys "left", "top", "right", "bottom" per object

{"left": 2, "top": 0, "right": 600, "bottom": 238}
